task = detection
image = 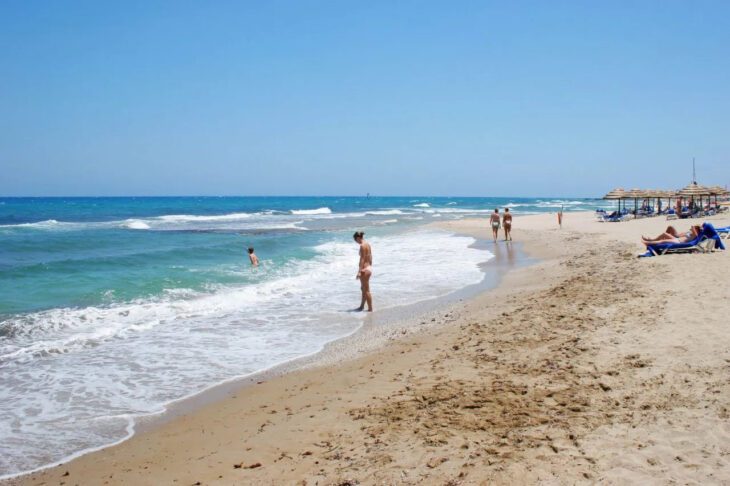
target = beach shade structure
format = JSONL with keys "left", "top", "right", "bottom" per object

{"left": 643, "top": 189, "right": 665, "bottom": 214}
{"left": 709, "top": 185, "right": 729, "bottom": 196}
{"left": 678, "top": 182, "right": 713, "bottom": 212}
{"left": 708, "top": 186, "right": 730, "bottom": 208}
{"left": 625, "top": 188, "right": 645, "bottom": 215}
{"left": 661, "top": 189, "right": 678, "bottom": 213}
{"left": 603, "top": 188, "right": 627, "bottom": 214}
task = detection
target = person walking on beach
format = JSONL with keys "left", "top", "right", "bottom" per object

{"left": 353, "top": 231, "right": 373, "bottom": 312}
{"left": 502, "top": 208, "right": 513, "bottom": 241}
{"left": 248, "top": 247, "right": 259, "bottom": 266}
{"left": 489, "top": 209, "right": 501, "bottom": 242}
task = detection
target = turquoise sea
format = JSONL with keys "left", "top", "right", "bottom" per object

{"left": 0, "top": 196, "right": 606, "bottom": 477}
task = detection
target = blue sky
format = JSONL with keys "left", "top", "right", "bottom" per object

{"left": 1, "top": 1, "right": 729, "bottom": 197}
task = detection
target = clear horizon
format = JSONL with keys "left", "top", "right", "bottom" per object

{"left": 2, "top": 1, "right": 729, "bottom": 197}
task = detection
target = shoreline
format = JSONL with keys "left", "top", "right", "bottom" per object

{"left": 133, "top": 232, "right": 531, "bottom": 439}
{"left": 1, "top": 224, "right": 528, "bottom": 482}
{"left": 7, "top": 211, "right": 730, "bottom": 484}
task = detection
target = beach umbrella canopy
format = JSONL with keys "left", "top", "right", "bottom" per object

{"left": 603, "top": 188, "right": 627, "bottom": 199}
{"left": 677, "top": 182, "right": 712, "bottom": 197}
{"left": 624, "top": 188, "right": 645, "bottom": 198}
{"left": 603, "top": 188, "right": 628, "bottom": 213}
{"left": 708, "top": 185, "right": 729, "bottom": 196}
{"left": 623, "top": 188, "right": 644, "bottom": 214}
{"left": 677, "top": 182, "right": 714, "bottom": 212}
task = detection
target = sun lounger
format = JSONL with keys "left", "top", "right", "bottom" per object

{"left": 639, "top": 223, "right": 726, "bottom": 257}
{"left": 715, "top": 226, "right": 730, "bottom": 239}
{"left": 597, "top": 210, "right": 622, "bottom": 222}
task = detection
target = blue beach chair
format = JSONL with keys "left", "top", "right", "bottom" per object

{"left": 639, "top": 223, "right": 726, "bottom": 257}
{"left": 715, "top": 226, "right": 730, "bottom": 239}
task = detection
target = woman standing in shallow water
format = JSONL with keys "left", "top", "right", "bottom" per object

{"left": 353, "top": 231, "right": 373, "bottom": 312}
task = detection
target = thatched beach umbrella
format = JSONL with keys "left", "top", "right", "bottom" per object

{"left": 678, "top": 182, "right": 712, "bottom": 211}
{"left": 708, "top": 185, "right": 728, "bottom": 196}
{"left": 603, "top": 188, "right": 627, "bottom": 213}
{"left": 661, "top": 189, "right": 677, "bottom": 212}
{"left": 625, "top": 188, "right": 645, "bottom": 214}
{"left": 643, "top": 189, "right": 664, "bottom": 213}
{"left": 708, "top": 186, "right": 729, "bottom": 206}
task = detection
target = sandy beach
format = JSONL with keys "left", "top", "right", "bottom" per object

{"left": 7, "top": 211, "right": 730, "bottom": 485}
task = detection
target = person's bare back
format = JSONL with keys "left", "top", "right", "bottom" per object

{"left": 248, "top": 247, "right": 259, "bottom": 266}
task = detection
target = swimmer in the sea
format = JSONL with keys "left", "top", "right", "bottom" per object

{"left": 248, "top": 247, "right": 259, "bottom": 266}
{"left": 353, "top": 231, "right": 373, "bottom": 312}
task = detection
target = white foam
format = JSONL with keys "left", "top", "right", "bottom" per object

{"left": 290, "top": 207, "right": 332, "bottom": 215}
{"left": 0, "top": 230, "right": 489, "bottom": 477}
{"left": 0, "top": 219, "right": 61, "bottom": 228}
{"left": 412, "top": 203, "right": 430, "bottom": 208}
{"left": 157, "top": 212, "right": 253, "bottom": 222}
{"left": 122, "top": 219, "right": 151, "bottom": 230}
{"left": 365, "top": 209, "right": 404, "bottom": 216}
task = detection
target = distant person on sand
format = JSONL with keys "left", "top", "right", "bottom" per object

{"left": 353, "top": 231, "right": 373, "bottom": 312}
{"left": 489, "top": 209, "right": 500, "bottom": 242}
{"left": 502, "top": 208, "right": 513, "bottom": 241}
{"left": 248, "top": 247, "right": 259, "bottom": 266}
{"left": 641, "top": 225, "right": 700, "bottom": 246}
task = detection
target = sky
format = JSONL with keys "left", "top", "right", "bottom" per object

{"left": 1, "top": 1, "right": 729, "bottom": 197}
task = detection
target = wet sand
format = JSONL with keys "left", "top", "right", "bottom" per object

{"left": 7, "top": 211, "right": 730, "bottom": 485}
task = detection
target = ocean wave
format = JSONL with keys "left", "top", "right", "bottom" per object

{"left": 0, "top": 219, "right": 61, "bottom": 228}
{"left": 157, "top": 212, "right": 253, "bottom": 222}
{"left": 535, "top": 199, "right": 588, "bottom": 207}
{"left": 0, "top": 229, "right": 489, "bottom": 477}
{"left": 365, "top": 209, "right": 404, "bottom": 216}
{"left": 122, "top": 219, "right": 151, "bottom": 230}
{"left": 421, "top": 208, "right": 493, "bottom": 214}
{"left": 290, "top": 207, "right": 332, "bottom": 215}
{"left": 412, "top": 203, "right": 430, "bottom": 208}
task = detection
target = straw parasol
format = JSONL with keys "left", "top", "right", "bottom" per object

{"left": 707, "top": 185, "right": 729, "bottom": 206}
{"left": 677, "top": 182, "right": 712, "bottom": 197}
{"left": 643, "top": 189, "right": 667, "bottom": 212}
{"left": 603, "top": 188, "right": 627, "bottom": 199}
{"left": 708, "top": 185, "right": 729, "bottom": 196}
{"left": 624, "top": 188, "right": 645, "bottom": 214}
{"left": 660, "top": 190, "right": 678, "bottom": 211}
{"left": 677, "top": 182, "right": 713, "bottom": 211}
{"left": 603, "top": 188, "right": 627, "bottom": 213}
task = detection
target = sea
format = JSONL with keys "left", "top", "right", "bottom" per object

{"left": 0, "top": 196, "right": 608, "bottom": 477}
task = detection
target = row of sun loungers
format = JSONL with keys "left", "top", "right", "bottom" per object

{"left": 598, "top": 206, "right": 727, "bottom": 222}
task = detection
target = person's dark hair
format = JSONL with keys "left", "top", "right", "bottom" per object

{"left": 505, "top": 208, "right": 510, "bottom": 212}
{"left": 248, "top": 247, "right": 254, "bottom": 254}
{"left": 494, "top": 208, "right": 499, "bottom": 213}
{"left": 353, "top": 231, "right": 365, "bottom": 240}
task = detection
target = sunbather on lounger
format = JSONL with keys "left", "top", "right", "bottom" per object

{"left": 642, "top": 225, "right": 701, "bottom": 246}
